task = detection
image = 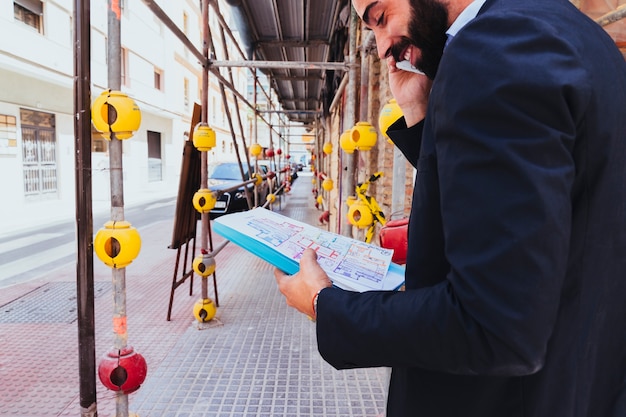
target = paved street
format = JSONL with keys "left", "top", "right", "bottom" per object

{"left": 0, "top": 171, "right": 389, "bottom": 417}
{"left": 0, "top": 197, "right": 177, "bottom": 289}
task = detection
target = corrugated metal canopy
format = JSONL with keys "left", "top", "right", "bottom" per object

{"left": 226, "top": 0, "right": 351, "bottom": 126}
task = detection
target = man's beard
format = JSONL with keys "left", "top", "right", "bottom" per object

{"left": 389, "top": 0, "right": 448, "bottom": 79}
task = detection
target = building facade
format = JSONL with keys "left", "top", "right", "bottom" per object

{"left": 0, "top": 0, "right": 252, "bottom": 234}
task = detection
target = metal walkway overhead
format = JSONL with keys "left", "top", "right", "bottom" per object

{"left": 225, "top": 0, "right": 351, "bottom": 126}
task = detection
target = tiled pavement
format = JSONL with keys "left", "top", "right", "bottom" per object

{"left": 0, "top": 171, "right": 388, "bottom": 417}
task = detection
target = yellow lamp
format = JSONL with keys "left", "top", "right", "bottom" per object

{"left": 91, "top": 90, "right": 141, "bottom": 140}
{"left": 192, "top": 189, "right": 217, "bottom": 213}
{"left": 351, "top": 121, "right": 377, "bottom": 151}
{"left": 378, "top": 99, "right": 403, "bottom": 140}
{"left": 347, "top": 200, "right": 374, "bottom": 229}
{"left": 192, "top": 123, "right": 216, "bottom": 151}
{"left": 192, "top": 253, "right": 216, "bottom": 277}
{"left": 94, "top": 221, "right": 142, "bottom": 268}
{"left": 193, "top": 298, "right": 216, "bottom": 322}
{"left": 340, "top": 129, "right": 356, "bottom": 154}
{"left": 250, "top": 143, "right": 262, "bottom": 157}
{"left": 251, "top": 173, "right": 263, "bottom": 187}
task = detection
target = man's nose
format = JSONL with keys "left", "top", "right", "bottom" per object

{"left": 373, "top": 34, "right": 391, "bottom": 60}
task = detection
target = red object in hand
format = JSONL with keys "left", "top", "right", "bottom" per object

{"left": 379, "top": 218, "right": 408, "bottom": 265}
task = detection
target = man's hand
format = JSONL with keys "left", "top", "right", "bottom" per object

{"left": 387, "top": 57, "right": 432, "bottom": 127}
{"left": 274, "top": 248, "right": 333, "bottom": 318}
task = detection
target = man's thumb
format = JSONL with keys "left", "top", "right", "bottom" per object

{"left": 300, "top": 248, "right": 319, "bottom": 267}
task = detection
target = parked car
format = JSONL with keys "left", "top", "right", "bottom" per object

{"left": 207, "top": 162, "right": 268, "bottom": 219}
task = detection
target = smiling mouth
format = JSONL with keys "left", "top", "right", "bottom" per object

{"left": 403, "top": 47, "right": 412, "bottom": 63}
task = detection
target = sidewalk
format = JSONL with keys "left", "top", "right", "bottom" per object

{"left": 0, "top": 170, "right": 388, "bottom": 417}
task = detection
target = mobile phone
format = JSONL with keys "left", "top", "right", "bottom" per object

{"left": 396, "top": 60, "right": 425, "bottom": 75}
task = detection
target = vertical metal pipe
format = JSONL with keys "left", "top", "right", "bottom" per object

{"left": 356, "top": 29, "right": 371, "bottom": 241}
{"left": 359, "top": 35, "right": 369, "bottom": 122}
{"left": 106, "top": 2, "right": 130, "bottom": 415}
{"left": 74, "top": 0, "right": 97, "bottom": 415}
{"left": 252, "top": 67, "right": 261, "bottom": 201}
{"left": 325, "top": 115, "right": 337, "bottom": 230}
{"left": 214, "top": 7, "right": 252, "bottom": 182}
{"left": 254, "top": 62, "right": 258, "bottom": 159}
{"left": 286, "top": 122, "right": 290, "bottom": 157}
{"left": 108, "top": 0, "right": 124, "bottom": 218}
{"left": 267, "top": 78, "right": 273, "bottom": 154}
{"left": 201, "top": 0, "right": 210, "bottom": 300}
{"left": 206, "top": 14, "right": 253, "bottom": 210}
{"left": 340, "top": 5, "right": 359, "bottom": 237}
{"left": 267, "top": 75, "right": 274, "bottom": 207}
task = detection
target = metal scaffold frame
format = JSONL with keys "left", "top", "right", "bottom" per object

{"left": 136, "top": 0, "right": 331, "bottom": 320}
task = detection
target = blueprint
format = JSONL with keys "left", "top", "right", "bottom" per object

{"left": 213, "top": 208, "right": 403, "bottom": 292}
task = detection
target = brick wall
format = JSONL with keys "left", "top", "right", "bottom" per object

{"left": 323, "top": 50, "right": 414, "bottom": 242}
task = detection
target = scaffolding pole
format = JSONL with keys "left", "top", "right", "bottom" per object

{"left": 73, "top": 0, "right": 97, "bottom": 414}
{"left": 106, "top": 2, "right": 132, "bottom": 415}
{"left": 200, "top": 0, "right": 211, "bottom": 301}
{"left": 210, "top": 60, "right": 349, "bottom": 71}
{"left": 340, "top": 4, "right": 359, "bottom": 237}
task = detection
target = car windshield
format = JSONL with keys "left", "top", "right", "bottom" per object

{"left": 208, "top": 163, "right": 249, "bottom": 180}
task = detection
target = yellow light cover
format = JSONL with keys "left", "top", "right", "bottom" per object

{"left": 193, "top": 298, "right": 217, "bottom": 322}
{"left": 378, "top": 99, "right": 403, "bottom": 140}
{"left": 347, "top": 200, "right": 374, "bottom": 229}
{"left": 351, "top": 121, "right": 377, "bottom": 151}
{"left": 340, "top": 130, "right": 356, "bottom": 154}
{"left": 91, "top": 90, "right": 141, "bottom": 140}
{"left": 192, "top": 254, "right": 216, "bottom": 277}
{"left": 250, "top": 143, "right": 262, "bottom": 157}
{"left": 193, "top": 123, "right": 216, "bottom": 151}
{"left": 94, "top": 220, "right": 142, "bottom": 268}
{"left": 193, "top": 189, "right": 217, "bottom": 213}
{"left": 251, "top": 173, "right": 263, "bottom": 186}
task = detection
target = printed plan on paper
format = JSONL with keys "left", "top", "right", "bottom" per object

{"left": 214, "top": 208, "right": 396, "bottom": 291}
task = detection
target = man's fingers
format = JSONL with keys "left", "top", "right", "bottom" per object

{"left": 299, "top": 248, "right": 319, "bottom": 268}
{"left": 274, "top": 268, "right": 290, "bottom": 285}
{"left": 299, "top": 249, "right": 333, "bottom": 288}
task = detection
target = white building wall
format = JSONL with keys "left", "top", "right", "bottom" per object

{"left": 0, "top": 0, "right": 249, "bottom": 235}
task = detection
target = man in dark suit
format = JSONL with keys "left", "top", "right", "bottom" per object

{"left": 275, "top": 0, "right": 626, "bottom": 415}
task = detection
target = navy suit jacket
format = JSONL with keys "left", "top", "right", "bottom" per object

{"left": 316, "top": 0, "right": 626, "bottom": 415}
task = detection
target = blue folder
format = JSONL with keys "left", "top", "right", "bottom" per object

{"left": 213, "top": 208, "right": 405, "bottom": 292}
